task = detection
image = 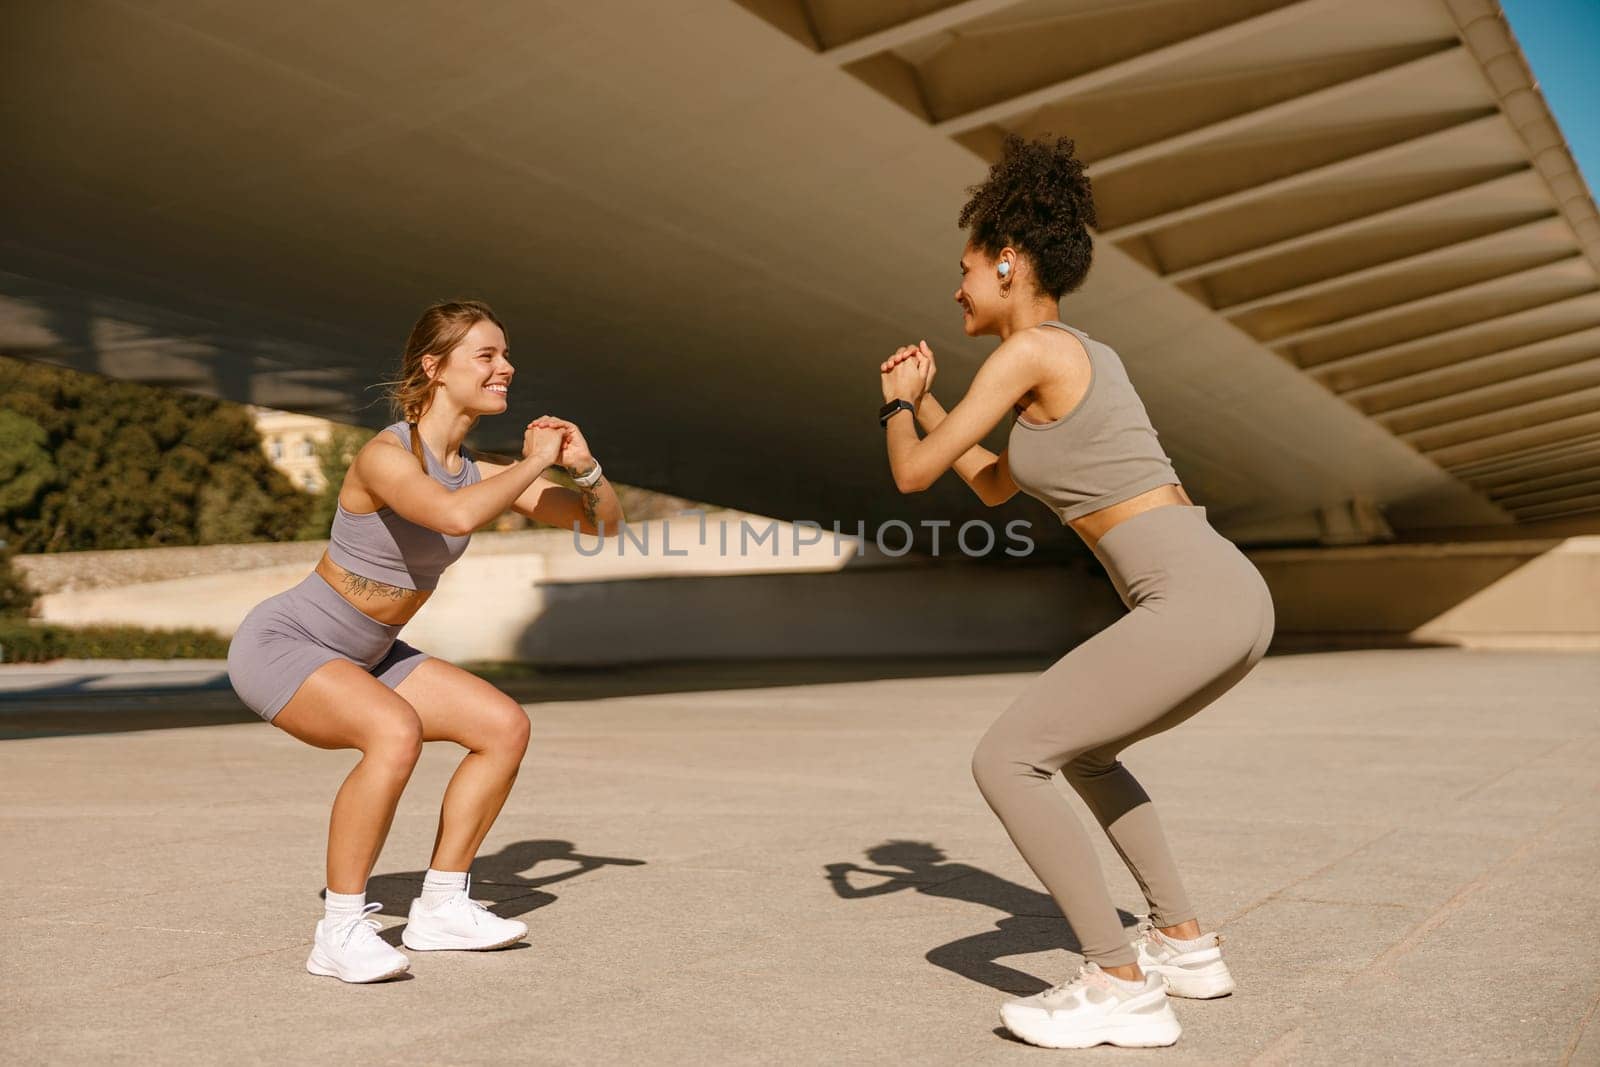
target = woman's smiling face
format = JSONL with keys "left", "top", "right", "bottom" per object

{"left": 954, "top": 241, "right": 1014, "bottom": 337}
{"left": 428, "top": 318, "right": 514, "bottom": 415}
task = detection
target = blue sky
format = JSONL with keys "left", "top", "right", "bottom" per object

{"left": 1500, "top": 0, "right": 1599, "bottom": 193}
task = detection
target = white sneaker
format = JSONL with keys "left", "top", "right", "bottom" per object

{"left": 401, "top": 875, "right": 528, "bottom": 951}
{"left": 1133, "top": 916, "right": 1235, "bottom": 999}
{"left": 305, "top": 902, "right": 411, "bottom": 983}
{"left": 999, "top": 961, "right": 1181, "bottom": 1049}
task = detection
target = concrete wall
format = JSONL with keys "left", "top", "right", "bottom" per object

{"left": 1252, "top": 537, "right": 1600, "bottom": 649}
{"left": 16, "top": 516, "right": 1123, "bottom": 664}
{"left": 16, "top": 516, "right": 1600, "bottom": 660}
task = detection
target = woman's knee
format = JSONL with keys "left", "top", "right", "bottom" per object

{"left": 498, "top": 704, "right": 531, "bottom": 762}
{"left": 473, "top": 700, "right": 530, "bottom": 763}
{"left": 1247, "top": 576, "right": 1276, "bottom": 667}
{"left": 364, "top": 713, "right": 424, "bottom": 776}
{"left": 970, "top": 724, "right": 1008, "bottom": 790}
{"left": 971, "top": 726, "right": 1051, "bottom": 799}
{"left": 1243, "top": 605, "right": 1275, "bottom": 670}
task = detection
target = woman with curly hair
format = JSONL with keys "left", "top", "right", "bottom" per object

{"left": 228, "top": 300, "right": 623, "bottom": 983}
{"left": 878, "top": 137, "right": 1274, "bottom": 1049}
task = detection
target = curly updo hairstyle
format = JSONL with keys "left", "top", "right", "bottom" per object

{"left": 957, "top": 135, "right": 1096, "bottom": 300}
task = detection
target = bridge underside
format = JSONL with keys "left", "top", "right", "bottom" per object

{"left": 3, "top": 0, "right": 1597, "bottom": 547}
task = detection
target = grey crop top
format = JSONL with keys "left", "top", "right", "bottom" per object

{"left": 325, "top": 422, "right": 482, "bottom": 590}
{"left": 1006, "top": 321, "right": 1179, "bottom": 524}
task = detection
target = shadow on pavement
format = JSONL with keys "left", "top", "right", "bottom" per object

{"left": 0, "top": 690, "right": 257, "bottom": 739}
{"left": 363, "top": 838, "right": 648, "bottom": 945}
{"left": 472, "top": 655, "right": 1059, "bottom": 704}
{"left": 826, "top": 840, "right": 1137, "bottom": 996}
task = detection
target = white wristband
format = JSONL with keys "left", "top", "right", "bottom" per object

{"left": 569, "top": 460, "right": 603, "bottom": 488}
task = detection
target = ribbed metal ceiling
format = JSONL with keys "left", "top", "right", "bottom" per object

{"left": 742, "top": 0, "right": 1600, "bottom": 521}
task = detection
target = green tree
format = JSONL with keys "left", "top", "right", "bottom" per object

{"left": 0, "top": 356, "right": 313, "bottom": 552}
{"left": 298, "top": 424, "right": 375, "bottom": 540}
{"left": 0, "top": 409, "right": 56, "bottom": 515}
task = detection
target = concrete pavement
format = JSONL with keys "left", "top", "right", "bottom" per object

{"left": 2, "top": 647, "right": 1598, "bottom": 1064}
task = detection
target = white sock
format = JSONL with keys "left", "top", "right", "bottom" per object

{"left": 324, "top": 888, "right": 366, "bottom": 924}
{"left": 1107, "top": 971, "right": 1148, "bottom": 990}
{"left": 1163, "top": 930, "right": 1210, "bottom": 949}
{"left": 421, "top": 868, "right": 467, "bottom": 906}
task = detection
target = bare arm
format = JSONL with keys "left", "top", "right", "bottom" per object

{"left": 914, "top": 392, "right": 1019, "bottom": 506}
{"left": 883, "top": 335, "right": 1040, "bottom": 496}
{"left": 355, "top": 424, "right": 563, "bottom": 536}
{"left": 474, "top": 460, "right": 623, "bottom": 536}
{"left": 478, "top": 416, "right": 622, "bottom": 535}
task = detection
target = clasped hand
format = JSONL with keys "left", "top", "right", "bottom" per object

{"left": 521, "top": 416, "right": 593, "bottom": 473}
{"left": 880, "top": 340, "right": 937, "bottom": 404}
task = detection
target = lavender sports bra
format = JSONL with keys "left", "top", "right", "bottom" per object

{"left": 325, "top": 422, "right": 481, "bottom": 590}
{"left": 1006, "top": 321, "right": 1179, "bottom": 524}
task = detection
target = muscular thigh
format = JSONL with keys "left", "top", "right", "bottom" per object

{"left": 987, "top": 600, "right": 1255, "bottom": 771}
{"left": 393, "top": 657, "right": 529, "bottom": 749}
{"left": 1078, "top": 571, "right": 1275, "bottom": 762}
{"left": 272, "top": 658, "right": 423, "bottom": 750}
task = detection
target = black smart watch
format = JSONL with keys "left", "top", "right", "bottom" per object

{"left": 878, "top": 398, "right": 916, "bottom": 428}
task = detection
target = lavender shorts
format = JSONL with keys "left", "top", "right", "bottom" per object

{"left": 227, "top": 572, "right": 429, "bottom": 722}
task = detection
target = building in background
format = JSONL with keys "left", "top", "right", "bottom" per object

{"left": 251, "top": 406, "right": 334, "bottom": 494}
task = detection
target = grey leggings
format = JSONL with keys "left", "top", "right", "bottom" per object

{"left": 972, "top": 505, "right": 1274, "bottom": 968}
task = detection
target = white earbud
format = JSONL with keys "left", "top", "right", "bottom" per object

{"left": 997, "top": 261, "right": 1011, "bottom": 277}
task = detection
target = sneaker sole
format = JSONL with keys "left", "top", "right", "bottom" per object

{"left": 1153, "top": 964, "right": 1236, "bottom": 999}
{"left": 305, "top": 951, "right": 410, "bottom": 984}
{"left": 400, "top": 928, "right": 527, "bottom": 952}
{"left": 999, "top": 1005, "right": 1182, "bottom": 1049}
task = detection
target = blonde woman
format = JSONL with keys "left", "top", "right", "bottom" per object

{"left": 228, "top": 300, "right": 622, "bottom": 982}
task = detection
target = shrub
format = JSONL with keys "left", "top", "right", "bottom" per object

{"left": 0, "top": 543, "right": 35, "bottom": 618}
{"left": 0, "top": 620, "right": 231, "bottom": 663}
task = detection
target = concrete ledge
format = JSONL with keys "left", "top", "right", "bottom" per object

{"left": 17, "top": 519, "right": 1599, "bottom": 660}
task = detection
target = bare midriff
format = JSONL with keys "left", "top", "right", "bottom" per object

{"left": 313, "top": 551, "right": 433, "bottom": 626}
{"left": 1069, "top": 482, "right": 1196, "bottom": 552}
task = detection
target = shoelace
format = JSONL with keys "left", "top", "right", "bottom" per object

{"left": 445, "top": 875, "right": 496, "bottom": 924}
{"left": 334, "top": 902, "right": 387, "bottom": 948}
{"left": 1046, "top": 962, "right": 1115, "bottom": 998}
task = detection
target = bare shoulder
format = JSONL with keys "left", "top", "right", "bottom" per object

{"left": 1023, "top": 322, "right": 1092, "bottom": 382}
{"left": 985, "top": 326, "right": 1057, "bottom": 371}
{"left": 354, "top": 427, "right": 410, "bottom": 468}
{"left": 973, "top": 327, "right": 1057, "bottom": 389}
{"left": 345, "top": 428, "right": 415, "bottom": 509}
